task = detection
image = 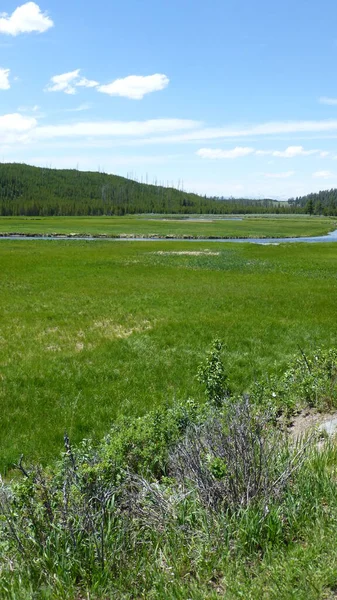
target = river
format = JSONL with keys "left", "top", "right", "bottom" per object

{"left": 1, "top": 229, "right": 337, "bottom": 244}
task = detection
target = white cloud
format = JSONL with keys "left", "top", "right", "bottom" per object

{"left": 196, "top": 147, "right": 255, "bottom": 159}
{"left": 46, "top": 69, "right": 80, "bottom": 95}
{"left": 64, "top": 103, "right": 92, "bottom": 112}
{"left": 46, "top": 70, "right": 98, "bottom": 95}
{"left": 256, "top": 146, "right": 323, "bottom": 158}
{"left": 0, "top": 67, "right": 10, "bottom": 89}
{"left": 312, "top": 170, "right": 334, "bottom": 178}
{"left": 319, "top": 96, "right": 337, "bottom": 105}
{"left": 0, "top": 112, "right": 37, "bottom": 144}
{"left": 197, "top": 145, "right": 328, "bottom": 160}
{"left": 18, "top": 104, "right": 40, "bottom": 112}
{"left": 144, "top": 119, "right": 337, "bottom": 145}
{"left": 223, "top": 120, "right": 337, "bottom": 137}
{"left": 0, "top": 112, "right": 36, "bottom": 132}
{"left": 34, "top": 118, "right": 199, "bottom": 140}
{"left": 0, "top": 2, "right": 53, "bottom": 36}
{"left": 76, "top": 77, "right": 99, "bottom": 89}
{"left": 23, "top": 116, "right": 337, "bottom": 148}
{"left": 98, "top": 74, "right": 169, "bottom": 100}
{"left": 46, "top": 71, "right": 168, "bottom": 99}
{"left": 264, "top": 171, "right": 295, "bottom": 179}
{"left": 270, "top": 145, "right": 317, "bottom": 158}
{"left": 0, "top": 115, "right": 200, "bottom": 147}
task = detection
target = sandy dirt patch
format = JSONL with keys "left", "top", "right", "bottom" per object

{"left": 288, "top": 409, "right": 337, "bottom": 441}
{"left": 154, "top": 250, "right": 220, "bottom": 256}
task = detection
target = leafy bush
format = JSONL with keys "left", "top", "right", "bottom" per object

{"left": 197, "top": 339, "right": 230, "bottom": 406}
{"left": 281, "top": 348, "right": 337, "bottom": 410}
{"left": 250, "top": 347, "right": 337, "bottom": 414}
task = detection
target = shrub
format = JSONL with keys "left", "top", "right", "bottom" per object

{"left": 250, "top": 347, "right": 337, "bottom": 414}
{"left": 197, "top": 339, "right": 230, "bottom": 407}
{"left": 169, "top": 398, "right": 293, "bottom": 511}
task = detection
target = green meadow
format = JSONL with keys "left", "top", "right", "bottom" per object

{"left": 0, "top": 214, "right": 335, "bottom": 238}
{"left": 1, "top": 237, "right": 337, "bottom": 472}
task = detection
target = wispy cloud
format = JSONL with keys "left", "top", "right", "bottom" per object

{"left": 18, "top": 104, "right": 40, "bottom": 112}
{"left": 34, "top": 118, "right": 199, "bottom": 140}
{"left": 76, "top": 77, "right": 99, "bottom": 89}
{"left": 149, "top": 119, "right": 337, "bottom": 145}
{"left": 319, "top": 96, "right": 337, "bottom": 106}
{"left": 0, "top": 113, "right": 201, "bottom": 146}
{"left": 264, "top": 171, "right": 295, "bottom": 179}
{"left": 64, "top": 103, "right": 92, "bottom": 113}
{"left": 257, "top": 145, "right": 318, "bottom": 158}
{"left": 4, "top": 110, "right": 337, "bottom": 169}
{"left": 312, "top": 170, "right": 334, "bottom": 178}
{"left": 98, "top": 74, "right": 169, "bottom": 100}
{"left": 46, "top": 70, "right": 98, "bottom": 95}
{"left": 0, "top": 2, "right": 54, "bottom": 36}
{"left": 196, "top": 147, "right": 254, "bottom": 159}
{"left": 197, "top": 145, "right": 329, "bottom": 160}
{"left": 0, "top": 67, "right": 10, "bottom": 90}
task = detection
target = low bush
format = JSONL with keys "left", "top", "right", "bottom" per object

{"left": 1, "top": 345, "right": 337, "bottom": 598}
{"left": 251, "top": 346, "right": 337, "bottom": 414}
{"left": 169, "top": 399, "right": 293, "bottom": 511}
{"left": 196, "top": 338, "right": 231, "bottom": 406}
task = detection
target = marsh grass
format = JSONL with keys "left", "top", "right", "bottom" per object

{"left": 0, "top": 214, "right": 335, "bottom": 238}
{"left": 0, "top": 240, "right": 337, "bottom": 471}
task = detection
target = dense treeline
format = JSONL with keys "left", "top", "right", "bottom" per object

{"left": 0, "top": 163, "right": 295, "bottom": 216}
{"left": 290, "top": 189, "right": 337, "bottom": 216}
{"left": 3, "top": 162, "right": 337, "bottom": 217}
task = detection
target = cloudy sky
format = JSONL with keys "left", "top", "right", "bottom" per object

{"left": 2, "top": 0, "right": 337, "bottom": 198}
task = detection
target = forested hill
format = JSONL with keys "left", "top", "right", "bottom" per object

{"left": 290, "top": 189, "right": 337, "bottom": 216}
{"left": 0, "top": 163, "right": 290, "bottom": 216}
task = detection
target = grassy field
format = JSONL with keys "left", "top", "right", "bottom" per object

{"left": 0, "top": 214, "right": 335, "bottom": 238}
{"left": 1, "top": 238, "right": 337, "bottom": 472}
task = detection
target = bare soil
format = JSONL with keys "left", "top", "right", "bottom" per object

{"left": 288, "top": 409, "right": 337, "bottom": 441}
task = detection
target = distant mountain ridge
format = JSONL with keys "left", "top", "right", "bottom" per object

{"left": 0, "top": 162, "right": 295, "bottom": 216}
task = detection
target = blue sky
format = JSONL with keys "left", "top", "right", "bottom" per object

{"left": 2, "top": 1, "right": 337, "bottom": 198}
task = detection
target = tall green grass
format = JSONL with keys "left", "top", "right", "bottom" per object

{"left": 0, "top": 214, "right": 335, "bottom": 238}
{"left": 0, "top": 240, "right": 337, "bottom": 471}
